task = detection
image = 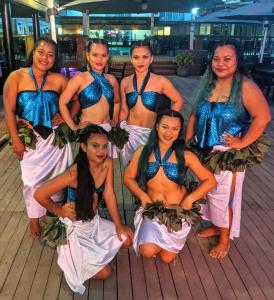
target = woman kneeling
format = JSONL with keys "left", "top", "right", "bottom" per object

{"left": 124, "top": 109, "right": 216, "bottom": 263}
{"left": 34, "top": 124, "right": 133, "bottom": 294}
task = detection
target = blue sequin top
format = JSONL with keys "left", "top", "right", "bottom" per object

{"left": 67, "top": 183, "right": 105, "bottom": 202}
{"left": 126, "top": 71, "right": 161, "bottom": 112}
{"left": 16, "top": 67, "right": 59, "bottom": 129}
{"left": 79, "top": 70, "right": 114, "bottom": 109}
{"left": 145, "top": 146, "right": 180, "bottom": 184}
{"left": 195, "top": 100, "right": 250, "bottom": 148}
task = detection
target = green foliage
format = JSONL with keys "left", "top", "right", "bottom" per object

{"left": 52, "top": 122, "right": 77, "bottom": 148}
{"left": 142, "top": 199, "right": 205, "bottom": 232}
{"left": 5, "top": 121, "right": 37, "bottom": 149}
{"left": 175, "top": 51, "right": 193, "bottom": 67}
{"left": 41, "top": 215, "right": 67, "bottom": 247}
{"left": 108, "top": 124, "right": 129, "bottom": 149}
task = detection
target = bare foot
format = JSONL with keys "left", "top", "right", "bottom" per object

{"left": 29, "top": 218, "right": 41, "bottom": 239}
{"left": 197, "top": 226, "right": 219, "bottom": 238}
{"left": 209, "top": 240, "right": 230, "bottom": 259}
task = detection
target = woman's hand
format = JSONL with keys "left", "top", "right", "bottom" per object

{"left": 181, "top": 196, "right": 194, "bottom": 211}
{"left": 221, "top": 131, "right": 243, "bottom": 149}
{"left": 115, "top": 224, "right": 134, "bottom": 242}
{"left": 140, "top": 193, "right": 153, "bottom": 207}
{"left": 52, "top": 113, "right": 64, "bottom": 127}
{"left": 109, "top": 119, "right": 118, "bottom": 127}
{"left": 60, "top": 203, "right": 76, "bottom": 221}
{"left": 13, "top": 139, "right": 26, "bottom": 161}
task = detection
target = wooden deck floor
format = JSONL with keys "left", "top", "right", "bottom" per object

{"left": 0, "top": 77, "right": 274, "bottom": 300}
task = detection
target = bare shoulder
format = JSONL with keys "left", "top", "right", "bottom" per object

{"left": 121, "top": 74, "right": 133, "bottom": 85}
{"left": 242, "top": 76, "right": 259, "bottom": 91}
{"left": 104, "top": 157, "right": 114, "bottom": 169}
{"left": 50, "top": 72, "right": 67, "bottom": 84}
{"left": 105, "top": 73, "right": 118, "bottom": 86}
{"left": 183, "top": 150, "right": 199, "bottom": 166}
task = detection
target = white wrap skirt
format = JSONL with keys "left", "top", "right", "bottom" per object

{"left": 133, "top": 207, "right": 191, "bottom": 254}
{"left": 57, "top": 214, "right": 126, "bottom": 294}
{"left": 120, "top": 120, "right": 151, "bottom": 167}
{"left": 201, "top": 145, "right": 246, "bottom": 239}
{"left": 20, "top": 131, "right": 73, "bottom": 218}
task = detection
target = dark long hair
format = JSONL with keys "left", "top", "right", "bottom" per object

{"left": 74, "top": 124, "right": 109, "bottom": 221}
{"left": 137, "top": 109, "right": 185, "bottom": 191}
{"left": 130, "top": 40, "right": 153, "bottom": 56}
{"left": 25, "top": 37, "right": 59, "bottom": 72}
{"left": 194, "top": 40, "right": 248, "bottom": 112}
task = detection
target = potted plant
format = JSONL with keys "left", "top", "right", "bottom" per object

{"left": 175, "top": 51, "right": 193, "bottom": 77}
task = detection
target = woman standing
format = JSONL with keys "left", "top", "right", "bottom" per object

{"left": 119, "top": 41, "right": 183, "bottom": 166}
{"left": 34, "top": 125, "right": 133, "bottom": 294}
{"left": 3, "top": 37, "right": 75, "bottom": 238}
{"left": 186, "top": 41, "right": 271, "bottom": 259}
{"left": 124, "top": 110, "right": 216, "bottom": 263}
{"left": 59, "top": 38, "right": 120, "bottom": 157}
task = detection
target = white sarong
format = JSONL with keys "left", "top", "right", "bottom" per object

{"left": 98, "top": 123, "right": 119, "bottom": 159}
{"left": 201, "top": 145, "right": 245, "bottom": 239}
{"left": 133, "top": 207, "right": 191, "bottom": 254}
{"left": 120, "top": 121, "right": 151, "bottom": 167}
{"left": 57, "top": 214, "right": 126, "bottom": 294}
{"left": 20, "top": 131, "right": 73, "bottom": 218}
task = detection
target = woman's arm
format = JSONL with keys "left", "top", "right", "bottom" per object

{"left": 181, "top": 151, "right": 216, "bottom": 210}
{"left": 225, "top": 79, "right": 271, "bottom": 149}
{"left": 185, "top": 109, "right": 196, "bottom": 142}
{"left": 34, "top": 168, "right": 76, "bottom": 220}
{"left": 59, "top": 74, "right": 82, "bottom": 131}
{"left": 119, "top": 78, "right": 129, "bottom": 122}
{"left": 107, "top": 74, "right": 120, "bottom": 124}
{"left": 3, "top": 71, "right": 25, "bottom": 160}
{"left": 103, "top": 159, "right": 133, "bottom": 241}
{"left": 160, "top": 76, "right": 183, "bottom": 111}
{"left": 123, "top": 147, "right": 153, "bottom": 206}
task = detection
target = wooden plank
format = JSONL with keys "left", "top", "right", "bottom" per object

{"left": 74, "top": 282, "right": 89, "bottom": 300}
{"left": 187, "top": 231, "right": 222, "bottom": 300}
{"left": 88, "top": 280, "right": 103, "bottom": 300}
{"left": 58, "top": 275, "right": 74, "bottom": 300}
{"left": 0, "top": 226, "right": 33, "bottom": 300}
{"left": 13, "top": 239, "right": 44, "bottom": 300}
{"left": 28, "top": 244, "right": 55, "bottom": 300}
{"left": 0, "top": 213, "right": 28, "bottom": 294}
{"left": 197, "top": 237, "right": 237, "bottom": 300}
{"left": 155, "top": 256, "right": 178, "bottom": 300}
{"left": 113, "top": 159, "right": 124, "bottom": 210}
{"left": 179, "top": 244, "right": 207, "bottom": 299}
{"left": 143, "top": 257, "right": 163, "bottom": 300}
{"left": 117, "top": 249, "right": 132, "bottom": 300}
{"left": 43, "top": 251, "right": 63, "bottom": 300}
{"left": 169, "top": 255, "right": 192, "bottom": 300}
{"left": 104, "top": 259, "right": 117, "bottom": 300}
{"left": 228, "top": 244, "right": 267, "bottom": 300}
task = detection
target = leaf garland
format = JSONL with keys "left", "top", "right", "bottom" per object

{"left": 108, "top": 124, "right": 129, "bottom": 149}
{"left": 41, "top": 215, "right": 68, "bottom": 247}
{"left": 142, "top": 199, "right": 206, "bottom": 232}
{"left": 4, "top": 121, "right": 37, "bottom": 149}
{"left": 52, "top": 122, "right": 77, "bottom": 149}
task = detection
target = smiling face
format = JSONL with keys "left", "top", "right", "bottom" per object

{"left": 131, "top": 46, "right": 153, "bottom": 73}
{"left": 156, "top": 115, "right": 181, "bottom": 146}
{"left": 211, "top": 45, "right": 238, "bottom": 80}
{"left": 81, "top": 133, "right": 108, "bottom": 163}
{"left": 32, "top": 41, "right": 56, "bottom": 71}
{"left": 86, "top": 43, "right": 109, "bottom": 73}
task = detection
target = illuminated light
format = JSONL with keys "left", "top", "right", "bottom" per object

{"left": 164, "top": 26, "right": 170, "bottom": 36}
{"left": 191, "top": 7, "right": 199, "bottom": 16}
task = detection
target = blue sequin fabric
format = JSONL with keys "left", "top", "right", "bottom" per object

{"left": 67, "top": 182, "right": 105, "bottom": 203}
{"left": 79, "top": 70, "right": 114, "bottom": 109}
{"left": 16, "top": 67, "right": 58, "bottom": 129}
{"left": 126, "top": 71, "right": 161, "bottom": 112}
{"left": 195, "top": 100, "right": 250, "bottom": 148}
{"left": 146, "top": 146, "right": 180, "bottom": 184}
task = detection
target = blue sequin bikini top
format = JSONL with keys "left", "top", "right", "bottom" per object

{"left": 79, "top": 70, "right": 114, "bottom": 109}
{"left": 126, "top": 71, "right": 161, "bottom": 112}
{"left": 145, "top": 146, "right": 180, "bottom": 184}
{"left": 67, "top": 182, "right": 105, "bottom": 202}
{"left": 16, "top": 67, "right": 59, "bottom": 138}
{"left": 195, "top": 99, "right": 250, "bottom": 148}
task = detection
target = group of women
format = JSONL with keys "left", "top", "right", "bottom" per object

{"left": 3, "top": 36, "right": 271, "bottom": 293}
